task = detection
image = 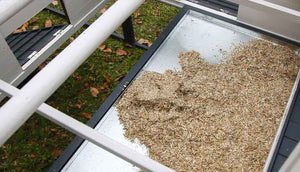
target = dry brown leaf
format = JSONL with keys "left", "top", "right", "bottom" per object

{"left": 68, "top": 102, "right": 73, "bottom": 107}
{"left": 45, "top": 19, "right": 53, "bottom": 27}
{"left": 103, "top": 74, "right": 111, "bottom": 83}
{"left": 99, "top": 82, "right": 109, "bottom": 90}
{"left": 1, "top": 155, "right": 7, "bottom": 160}
{"left": 98, "top": 86, "right": 106, "bottom": 90}
{"left": 138, "top": 38, "right": 152, "bottom": 47}
{"left": 70, "top": 37, "right": 75, "bottom": 41}
{"left": 90, "top": 87, "right": 99, "bottom": 97}
{"left": 125, "top": 43, "right": 133, "bottom": 48}
{"left": 134, "top": 10, "right": 140, "bottom": 18}
{"left": 54, "top": 150, "right": 63, "bottom": 158}
{"left": 137, "top": 21, "right": 143, "bottom": 24}
{"left": 116, "top": 48, "right": 127, "bottom": 56}
{"left": 114, "top": 76, "right": 124, "bottom": 82}
{"left": 100, "top": 8, "right": 106, "bottom": 14}
{"left": 84, "top": 82, "right": 91, "bottom": 87}
{"left": 50, "top": 128, "right": 58, "bottom": 132}
{"left": 30, "top": 154, "right": 36, "bottom": 158}
{"left": 29, "top": 18, "right": 37, "bottom": 24}
{"left": 81, "top": 112, "right": 92, "bottom": 119}
{"left": 16, "top": 167, "right": 22, "bottom": 172}
{"left": 99, "top": 44, "right": 106, "bottom": 50}
{"left": 13, "top": 29, "right": 23, "bottom": 34}
{"left": 89, "top": 74, "right": 95, "bottom": 80}
{"left": 32, "top": 25, "right": 39, "bottom": 30}
{"left": 75, "top": 103, "right": 82, "bottom": 108}
{"left": 101, "top": 95, "right": 107, "bottom": 100}
{"left": 51, "top": 0, "right": 58, "bottom": 6}
{"left": 21, "top": 22, "right": 28, "bottom": 31}
{"left": 75, "top": 75, "right": 82, "bottom": 80}
{"left": 103, "top": 48, "right": 112, "bottom": 53}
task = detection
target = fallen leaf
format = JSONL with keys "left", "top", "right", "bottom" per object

{"left": 100, "top": 8, "right": 106, "bottom": 14}
{"left": 98, "top": 44, "right": 106, "bottom": 50}
{"left": 101, "top": 95, "right": 107, "bottom": 100}
{"left": 98, "top": 84, "right": 107, "bottom": 90}
{"left": 68, "top": 102, "right": 73, "bottom": 107}
{"left": 16, "top": 167, "right": 22, "bottom": 172}
{"left": 103, "top": 74, "right": 111, "bottom": 83}
{"left": 81, "top": 112, "right": 92, "bottom": 119}
{"left": 30, "top": 154, "right": 36, "bottom": 158}
{"left": 155, "top": 9, "right": 161, "bottom": 16}
{"left": 75, "top": 75, "right": 82, "bottom": 80}
{"left": 1, "top": 155, "right": 7, "bottom": 160}
{"left": 116, "top": 48, "right": 127, "bottom": 56}
{"left": 103, "top": 48, "right": 112, "bottom": 53}
{"left": 32, "top": 25, "right": 39, "bottom": 30}
{"left": 90, "top": 87, "right": 99, "bottom": 97}
{"left": 137, "top": 21, "right": 143, "bottom": 24}
{"left": 51, "top": 0, "right": 58, "bottom": 6}
{"left": 21, "top": 22, "right": 28, "bottom": 31}
{"left": 84, "top": 82, "right": 91, "bottom": 87}
{"left": 125, "top": 43, "right": 133, "bottom": 48}
{"left": 99, "top": 74, "right": 110, "bottom": 90}
{"left": 134, "top": 10, "right": 140, "bottom": 18}
{"left": 29, "top": 19, "right": 37, "bottom": 24}
{"left": 138, "top": 38, "right": 152, "bottom": 47}
{"left": 45, "top": 19, "right": 52, "bottom": 27}
{"left": 50, "top": 128, "right": 58, "bottom": 132}
{"left": 114, "top": 75, "right": 124, "bottom": 81}
{"left": 13, "top": 29, "right": 23, "bottom": 34}
{"left": 54, "top": 150, "right": 63, "bottom": 158}
{"left": 89, "top": 74, "right": 95, "bottom": 80}
{"left": 75, "top": 103, "right": 82, "bottom": 108}
{"left": 70, "top": 37, "right": 75, "bottom": 41}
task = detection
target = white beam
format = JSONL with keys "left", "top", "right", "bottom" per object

{"left": 0, "top": 0, "right": 143, "bottom": 145}
{"left": 0, "top": 0, "right": 33, "bottom": 25}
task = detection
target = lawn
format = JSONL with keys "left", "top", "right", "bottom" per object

{"left": 0, "top": 0, "right": 179, "bottom": 171}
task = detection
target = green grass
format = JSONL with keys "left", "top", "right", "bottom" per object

{"left": 0, "top": 0, "right": 179, "bottom": 171}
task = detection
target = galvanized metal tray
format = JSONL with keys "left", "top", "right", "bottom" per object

{"left": 51, "top": 5, "right": 300, "bottom": 172}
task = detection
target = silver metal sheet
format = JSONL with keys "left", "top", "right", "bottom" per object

{"left": 62, "top": 10, "right": 288, "bottom": 171}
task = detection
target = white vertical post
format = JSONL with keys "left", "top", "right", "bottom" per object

{"left": 0, "top": 0, "right": 144, "bottom": 145}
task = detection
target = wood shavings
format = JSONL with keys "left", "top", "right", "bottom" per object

{"left": 117, "top": 40, "right": 299, "bottom": 171}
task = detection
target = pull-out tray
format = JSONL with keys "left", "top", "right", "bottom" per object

{"left": 50, "top": 5, "right": 300, "bottom": 172}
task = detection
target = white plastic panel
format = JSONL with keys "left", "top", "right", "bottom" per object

{"left": 62, "top": 0, "right": 110, "bottom": 25}
{"left": 266, "top": 0, "right": 300, "bottom": 11}
{"left": 237, "top": 5, "right": 300, "bottom": 43}
{"left": 0, "top": 34, "right": 22, "bottom": 85}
